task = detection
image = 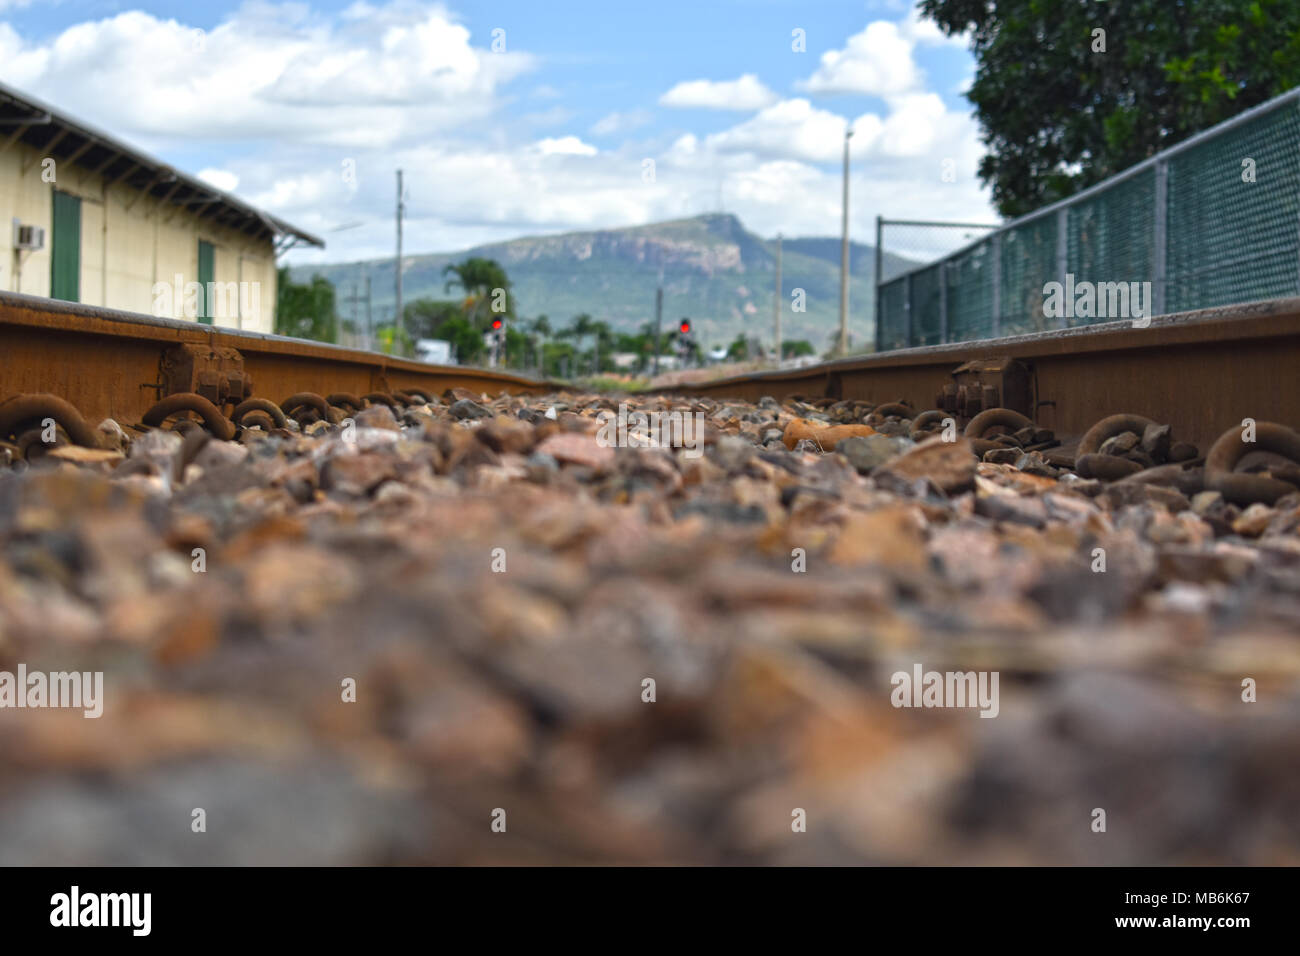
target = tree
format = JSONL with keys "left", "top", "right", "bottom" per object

{"left": 439, "top": 316, "right": 486, "bottom": 365}
{"left": 443, "top": 257, "right": 513, "bottom": 326}
{"left": 591, "top": 320, "right": 613, "bottom": 372}
{"left": 541, "top": 341, "right": 575, "bottom": 378}
{"left": 558, "top": 312, "right": 596, "bottom": 364}
{"left": 275, "top": 267, "right": 338, "bottom": 342}
{"left": 402, "top": 298, "right": 463, "bottom": 341}
{"left": 526, "top": 315, "right": 552, "bottom": 370}
{"left": 920, "top": 0, "right": 1300, "bottom": 217}
{"left": 781, "top": 339, "right": 815, "bottom": 358}
{"left": 503, "top": 326, "right": 532, "bottom": 368}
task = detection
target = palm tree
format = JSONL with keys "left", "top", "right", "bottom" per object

{"left": 443, "top": 258, "right": 511, "bottom": 327}
{"left": 560, "top": 313, "right": 596, "bottom": 367}
{"left": 522, "top": 316, "right": 548, "bottom": 371}
{"left": 529, "top": 315, "right": 552, "bottom": 371}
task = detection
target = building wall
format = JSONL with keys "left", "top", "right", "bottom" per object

{"left": 0, "top": 139, "right": 278, "bottom": 332}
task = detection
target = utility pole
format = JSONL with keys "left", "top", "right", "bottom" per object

{"left": 773, "top": 233, "right": 782, "bottom": 367}
{"left": 838, "top": 128, "right": 853, "bottom": 357}
{"left": 395, "top": 169, "right": 404, "bottom": 333}
{"left": 652, "top": 269, "right": 663, "bottom": 377}
{"left": 364, "top": 275, "right": 372, "bottom": 351}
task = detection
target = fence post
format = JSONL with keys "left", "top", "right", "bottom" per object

{"left": 875, "top": 215, "right": 883, "bottom": 352}
{"left": 939, "top": 260, "right": 948, "bottom": 344}
{"left": 905, "top": 273, "right": 914, "bottom": 348}
{"left": 990, "top": 233, "right": 1001, "bottom": 337}
{"left": 1153, "top": 159, "right": 1168, "bottom": 317}
{"left": 1055, "top": 208, "right": 1069, "bottom": 329}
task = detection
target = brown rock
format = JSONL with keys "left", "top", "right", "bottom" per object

{"left": 535, "top": 432, "right": 615, "bottom": 471}
{"left": 1232, "top": 503, "right": 1274, "bottom": 537}
{"left": 782, "top": 418, "right": 877, "bottom": 451}
{"left": 475, "top": 416, "right": 537, "bottom": 454}
{"left": 354, "top": 405, "right": 401, "bottom": 431}
{"left": 321, "top": 452, "right": 397, "bottom": 496}
{"left": 828, "top": 505, "right": 927, "bottom": 568}
{"left": 876, "top": 436, "right": 976, "bottom": 493}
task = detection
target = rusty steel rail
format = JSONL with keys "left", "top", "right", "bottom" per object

{"left": 673, "top": 296, "right": 1300, "bottom": 454}
{"left": 0, "top": 291, "right": 560, "bottom": 428}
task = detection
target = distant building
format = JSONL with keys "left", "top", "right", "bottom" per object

{"left": 610, "top": 352, "right": 640, "bottom": 370}
{"left": 0, "top": 80, "right": 322, "bottom": 333}
{"left": 415, "top": 338, "right": 454, "bottom": 365}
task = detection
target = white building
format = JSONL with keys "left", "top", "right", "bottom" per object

{"left": 0, "top": 80, "right": 322, "bottom": 332}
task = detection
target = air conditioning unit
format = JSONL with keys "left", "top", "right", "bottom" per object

{"left": 13, "top": 223, "right": 45, "bottom": 251}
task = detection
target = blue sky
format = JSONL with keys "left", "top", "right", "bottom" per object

{"left": 0, "top": 0, "right": 995, "bottom": 264}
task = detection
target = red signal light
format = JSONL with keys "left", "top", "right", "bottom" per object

{"left": 491, "top": 318, "right": 503, "bottom": 330}
{"left": 679, "top": 319, "right": 691, "bottom": 334}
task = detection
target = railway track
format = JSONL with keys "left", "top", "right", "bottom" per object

{"left": 0, "top": 290, "right": 557, "bottom": 450}
{"left": 5, "top": 290, "right": 1299, "bottom": 469}
{"left": 2, "top": 290, "right": 1300, "bottom": 865}
{"left": 674, "top": 295, "right": 1300, "bottom": 456}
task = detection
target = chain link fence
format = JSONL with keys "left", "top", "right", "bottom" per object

{"left": 876, "top": 86, "right": 1300, "bottom": 352}
{"left": 876, "top": 220, "right": 998, "bottom": 350}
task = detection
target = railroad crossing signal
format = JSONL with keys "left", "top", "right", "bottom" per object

{"left": 677, "top": 318, "right": 694, "bottom": 367}
{"left": 486, "top": 317, "right": 506, "bottom": 368}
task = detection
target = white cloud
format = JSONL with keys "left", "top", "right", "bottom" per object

{"left": 704, "top": 99, "right": 900, "bottom": 164}
{"left": 800, "top": 21, "right": 923, "bottom": 97}
{"left": 0, "top": 4, "right": 534, "bottom": 149}
{"left": 197, "top": 168, "right": 240, "bottom": 193}
{"left": 535, "top": 136, "right": 597, "bottom": 156}
{"left": 659, "top": 73, "right": 777, "bottom": 111}
{"left": 707, "top": 99, "right": 854, "bottom": 163}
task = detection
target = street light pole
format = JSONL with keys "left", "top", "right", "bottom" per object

{"left": 395, "top": 169, "right": 404, "bottom": 335}
{"left": 773, "top": 233, "right": 782, "bottom": 367}
{"left": 838, "top": 128, "right": 853, "bottom": 357}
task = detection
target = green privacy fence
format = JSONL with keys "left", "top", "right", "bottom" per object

{"left": 876, "top": 86, "right": 1300, "bottom": 352}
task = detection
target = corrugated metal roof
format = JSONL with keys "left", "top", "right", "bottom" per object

{"left": 0, "top": 79, "right": 324, "bottom": 251}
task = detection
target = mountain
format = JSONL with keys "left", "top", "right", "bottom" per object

{"left": 290, "top": 213, "right": 918, "bottom": 350}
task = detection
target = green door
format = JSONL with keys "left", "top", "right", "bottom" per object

{"left": 197, "top": 240, "right": 215, "bottom": 324}
{"left": 50, "top": 190, "right": 81, "bottom": 302}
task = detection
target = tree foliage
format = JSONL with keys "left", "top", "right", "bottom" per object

{"left": 275, "top": 267, "right": 338, "bottom": 342}
{"left": 442, "top": 257, "right": 514, "bottom": 322}
{"left": 401, "top": 298, "right": 464, "bottom": 342}
{"left": 921, "top": 0, "right": 1300, "bottom": 217}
